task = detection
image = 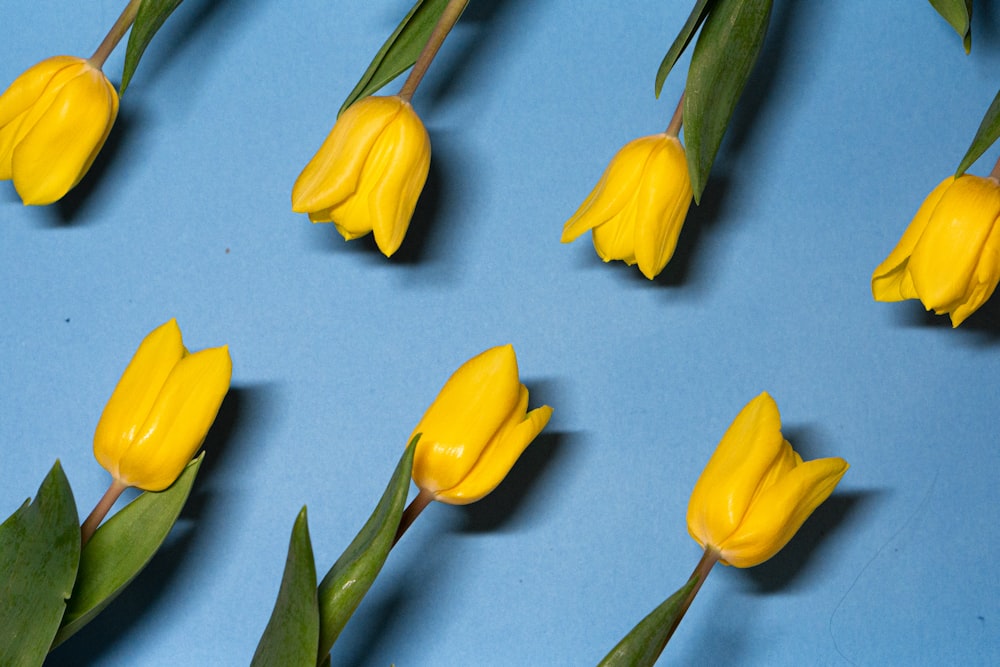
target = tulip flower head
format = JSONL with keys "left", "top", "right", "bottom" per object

{"left": 872, "top": 174, "right": 1000, "bottom": 327}
{"left": 410, "top": 345, "right": 552, "bottom": 505}
{"left": 94, "top": 320, "right": 232, "bottom": 492}
{"left": 561, "top": 132, "right": 693, "bottom": 280}
{"left": 291, "top": 95, "right": 431, "bottom": 258}
{"left": 0, "top": 56, "right": 119, "bottom": 205}
{"left": 686, "top": 392, "right": 848, "bottom": 568}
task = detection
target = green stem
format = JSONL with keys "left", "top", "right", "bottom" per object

{"left": 990, "top": 153, "right": 1000, "bottom": 181}
{"left": 661, "top": 547, "right": 719, "bottom": 644}
{"left": 89, "top": 0, "right": 143, "bottom": 69}
{"left": 398, "top": 0, "right": 469, "bottom": 102}
{"left": 666, "top": 91, "right": 685, "bottom": 138}
{"left": 393, "top": 488, "right": 434, "bottom": 546}
{"left": 80, "top": 479, "right": 129, "bottom": 547}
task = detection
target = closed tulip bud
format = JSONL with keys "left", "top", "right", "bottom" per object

{"left": 872, "top": 174, "right": 1000, "bottom": 327}
{"left": 291, "top": 95, "right": 431, "bottom": 258}
{"left": 94, "top": 320, "right": 232, "bottom": 492}
{"left": 686, "top": 393, "right": 848, "bottom": 568}
{"left": 561, "top": 133, "right": 693, "bottom": 280}
{"left": 410, "top": 345, "right": 552, "bottom": 505}
{"left": 0, "top": 56, "right": 119, "bottom": 205}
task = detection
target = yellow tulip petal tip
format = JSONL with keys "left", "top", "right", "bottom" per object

{"left": 686, "top": 393, "right": 848, "bottom": 568}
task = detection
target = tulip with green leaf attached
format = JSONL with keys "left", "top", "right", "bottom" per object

{"left": 82, "top": 319, "right": 231, "bottom": 545}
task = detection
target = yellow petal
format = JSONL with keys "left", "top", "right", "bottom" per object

{"left": 0, "top": 56, "right": 81, "bottom": 180}
{"left": 590, "top": 205, "right": 636, "bottom": 265}
{"left": 94, "top": 320, "right": 186, "bottom": 480}
{"left": 872, "top": 177, "right": 954, "bottom": 302}
{"left": 633, "top": 135, "right": 692, "bottom": 279}
{"left": 749, "top": 438, "right": 802, "bottom": 503}
{"left": 908, "top": 175, "right": 1000, "bottom": 318}
{"left": 12, "top": 63, "right": 118, "bottom": 205}
{"left": 367, "top": 104, "right": 431, "bottom": 257}
{"left": 411, "top": 345, "right": 522, "bottom": 493}
{"left": 950, "top": 206, "right": 1000, "bottom": 326}
{"left": 715, "top": 457, "right": 849, "bottom": 567}
{"left": 686, "top": 392, "right": 786, "bottom": 550}
{"left": 291, "top": 96, "right": 403, "bottom": 213}
{"left": 0, "top": 56, "right": 79, "bottom": 128}
{"left": 332, "top": 99, "right": 430, "bottom": 254}
{"left": 561, "top": 136, "right": 661, "bottom": 243}
{"left": 117, "top": 345, "right": 232, "bottom": 491}
{"left": 323, "top": 190, "right": 374, "bottom": 238}
{"left": 437, "top": 403, "right": 553, "bottom": 504}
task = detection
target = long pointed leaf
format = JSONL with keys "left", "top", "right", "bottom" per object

{"left": 0, "top": 461, "right": 79, "bottom": 666}
{"left": 655, "top": 0, "right": 714, "bottom": 98}
{"left": 251, "top": 507, "right": 319, "bottom": 667}
{"left": 340, "top": 0, "right": 454, "bottom": 115}
{"left": 956, "top": 86, "right": 1000, "bottom": 176}
{"left": 597, "top": 577, "right": 698, "bottom": 667}
{"left": 928, "top": 0, "right": 972, "bottom": 53}
{"left": 316, "top": 438, "right": 417, "bottom": 661}
{"left": 52, "top": 454, "right": 202, "bottom": 648}
{"left": 684, "top": 0, "right": 773, "bottom": 203}
{"left": 121, "top": 0, "right": 185, "bottom": 94}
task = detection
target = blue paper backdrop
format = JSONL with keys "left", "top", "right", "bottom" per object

{"left": 2, "top": 1, "right": 999, "bottom": 665}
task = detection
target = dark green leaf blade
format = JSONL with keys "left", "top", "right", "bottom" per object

{"left": 316, "top": 438, "right": 417, "bottom": 660}
{"left": 597, "top": 577, "right": 699, "bottom": 667}
{"left": 928, "top": 0, "right": 972, "bottom": 54}
{"left": 52, "top": 454, "right": 202, "bottom": 648}
{"left": 655, "top": 0, "right": 714, "bottom": 98}
{"left": 684, "top": 0, "right": 773, "bottom": 203}
{"left": 0, "top": 461, "right": 79, "bottom": 665}
{"left": 121, "top": 0, "right": 185, "bottom": 94}
{"left": 340, "top": 0, "right": 453, "bottom": 114}
{"left": 251, "top": 507, "right": 319, "bottom": 667}
{"left": 956, "top": 86, "right": 1000, "bottom": 176}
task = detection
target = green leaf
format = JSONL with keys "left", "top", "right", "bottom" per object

{"left": 340, "top": 0, "right": 453, "bottom": 115}
{"left": 928, "top": 0, "right": 972, "bottom": 54}
{"left": 655, "top": 0, "right": 714, "bottom": 98}
{"left": 956, "top": 86, "right": 1000, "bottom": 176}
{"left": 51, "top": 454, "right": 202, "bottom": 648}
{"left": 316, "top": 438, "right": 417, "bottom": 661}
{"left": 0, "top": 461, "right": 80, "bottom": 666}
{"left": 121, "top": 0, "right": 185, "bottom": 94}
{"left": 684, "top": 0, "right": 773, "bottom": 203}
{"left": 597, "top": 577, "right": 699, "bottom": 667}
{"left": 251, "top": 507, "right": 319, "bottom": 667}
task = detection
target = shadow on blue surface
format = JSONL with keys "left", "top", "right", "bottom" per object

{"left": 460, "top": 428, "right": 570, "bottom": 534}
{"left": 746, "top": 489, "right": 874, "bottom": 593}
{"left": 418, "top": 0, "right": 533, "bottom": 110}
{"left": 328, "top": 524, "right": 458, "bottom": 667}
{"left": 894, "top": 289, "right": 1000, "bottom": 339}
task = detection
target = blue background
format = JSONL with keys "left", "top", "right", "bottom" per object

{"left": 3, "top": 1, "right": 999, "bottom": 664}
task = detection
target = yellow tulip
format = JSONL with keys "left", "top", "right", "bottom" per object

{"left": 410, "top": 345, "right": 552, "bottom": 505}
{"left": 291, "top": 95, "right": 431, "bottom": 258}
{"left": 0, "top": 56, "right": 119, "bottom": 205}
{"left": 94, "top": 319, "right": 232, "bottom": 492}
{"left": 686, "top": 392, "right": 848, "bottom": 568}
{"left": 872, "top": 174, "right": 1000, "bottom": 327}
{"left": 561, "top": 133, "right": 693, "bottom": 280}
